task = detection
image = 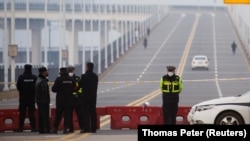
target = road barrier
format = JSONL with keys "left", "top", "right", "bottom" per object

{"left": 106, "top": 106, "right": 162, "bottom": 129}
{"left": 0, "top": 106, "right": 191, "bottom": 132}
{"left": 106, "top": 106, "right": 191, "bottom": 129}
{"left": 0, "top": 109, "right": 19, "bottom": 132}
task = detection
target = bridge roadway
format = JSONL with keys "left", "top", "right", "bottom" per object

{"left": 1, "top": 8, "right": 250, "bottom": 141}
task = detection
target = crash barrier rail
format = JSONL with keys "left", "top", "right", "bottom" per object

{"left": 0, "top": 106, "right": 191, "bottom": 132}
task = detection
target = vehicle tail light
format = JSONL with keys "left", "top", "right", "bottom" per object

{"left": 192, "top": 61, "right": 195, "bottom": 64}
{"left": 205, "top": 61, "right": 208, "bottom": 64}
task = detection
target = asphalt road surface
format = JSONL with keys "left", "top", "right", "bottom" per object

{"left": 1, "top": 7, "right": 250, "bottom": 141}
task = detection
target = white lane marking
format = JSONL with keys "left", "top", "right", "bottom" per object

{"left": 212, "top": 14, "right": 223, "bottom": 98}
{"left": 136, "top": 15, "right": 184, "bottom": 81}
{"left": 97, "top": 82, "right": 138, "bottom": 95}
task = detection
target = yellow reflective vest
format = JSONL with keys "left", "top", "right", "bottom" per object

{"left": 160, "top": 75, "right": 183, "bottom": 94}
{"left": 73, "top": 76, "right": 82, "bottom": 96}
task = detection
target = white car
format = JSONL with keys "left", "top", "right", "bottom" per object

{"left": 187, "top": 91, "right": 250, "bottom": 125}
{"left": 191, "top": 55, "right": 209, "bottom": 70}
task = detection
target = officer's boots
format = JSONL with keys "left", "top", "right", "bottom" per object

{"left": 63, "top": 128, "right": 71, "bottom": 134}
{"left": 50, "top": 128, "right": 58, "bottom": 134}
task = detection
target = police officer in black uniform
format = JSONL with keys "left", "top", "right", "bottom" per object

{"left": 160, "top": 66, "right": 183, "bottom": 125}
{"left": 147, "top": 27, "right": 150, "bottom": 36}
{"left": 16, "top": 64, "right": 37, "bottom": 132}
{"left": 143, "top": 38, "right": 148, "bottom": 49}
{"left": 51, "top": 68, "right": 75, "bottom": 134}
{"left": 35, "top": 67, "right": 50, "bottom": 134}
{"left": 67, "top": 65, "right": 84, "bottom": 133}
{"left": 231, "top": 41, "right": 237, "bottom": 55}
{"left": 79, "top": 62, "right": 98, "bottom": 133}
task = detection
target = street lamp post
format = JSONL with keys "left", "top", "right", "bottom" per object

{"left": 8, "top": 44, "right": 18, "bottom": 90}
{"left": 26, "top": 0, "right": 30, "bottom": 64}
{"left": 82, "top": 0, "right": 86, "bottom": 73}
{"left": 3, "top": 0, "right": 9, "bottom": 91}
{"left": 214, "top": 0, "right": 216, "bottom": 13}
{"left": 9, "top": 0, "right": 16, "bottom": 90}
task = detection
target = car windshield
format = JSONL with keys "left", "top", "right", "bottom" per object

{"left": 194, "top": 57, "right": 206, "bottom": 60}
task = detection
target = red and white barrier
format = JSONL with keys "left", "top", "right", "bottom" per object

{"left": 0, "top": 106, "right": 191, "bottom": 132}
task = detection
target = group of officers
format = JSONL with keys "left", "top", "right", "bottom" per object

{"left": 16, "top": 61, "right": 183, "bottom": 134}
{"left": 16, "top": 62, "right": 98, "bottom": 134}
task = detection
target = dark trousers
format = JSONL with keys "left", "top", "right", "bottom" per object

{"left": 69, "top": 97, "right": 84, "bottom": 131}
{"left": 232, "top": 48, "right": 236, "bottom": 54}
{"left": 162, "top": 102, "right": 178, "bottom": 125}
{"left": 18, "top": 102, "right": 36, "bottom": 129}
{"left": 37, "top": 103, "right": 50, "bottom": 133}
{"left": 53, "top": 103, "right": 71, "bottom": 130}
{"left": 82, "top": 101, "right": 97, "bottom": 132}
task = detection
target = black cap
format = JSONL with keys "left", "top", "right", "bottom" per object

{"left": 166, "top": 65, "right": 176, "bottom": 71}
{"left": 24, "top": 64, "right": 32, "bottom": 70}
{"left": 67, "top": 65, "right": 75, "bottom": 72}
{"left": 86, "top": 62, "right": 94, "bottom": 71}
{"left": 60, "top": 67, "right": 67, "bottom": 74}
{"left": 38, "top": 67, "right": 48, "bottom": 73}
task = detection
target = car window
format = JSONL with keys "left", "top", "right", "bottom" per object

{"left": 194, "top": 57, "right": 207, "bottom": 60}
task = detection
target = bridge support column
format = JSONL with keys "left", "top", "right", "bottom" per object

{"left": 129, "top": 21, "right": 133, "bottom": 47}
{"left": 104, "top": 20, "right": 108, "bottom": 69}
{"left": 110, "top": 21, "right": 114, "bottom": 64}
{"left": 30, "top": 20, "right": 43, "bottom": 66}
{"left": 125, "top": 21, "right": 128, "bottom": 51}
{"left": 132, "top": 21, "right": 135, "bottom": 45}
{"left": 67, "top": 20, "right": 80, "bottom": 66}
{"left": 116, "top": 19, "right": 119, "bottom": 59}
{"left": 120, "top": 21, "right": 124, "bottom": 55}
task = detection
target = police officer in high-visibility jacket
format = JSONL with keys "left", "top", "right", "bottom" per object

{"left": 160, "top": 66, "right": 183, "bottom": 125}
{"left": 67, "top": 65, "right": 84, "bottom": 132}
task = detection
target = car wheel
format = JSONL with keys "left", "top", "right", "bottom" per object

{"left": 192, "top": 68, "right": 194, "bottom": 70}
{"left": 206, "top": 68, "right": 209, "bottom": 70}
{"left": 215, "top": 111, "right": 244, "bottom": 125}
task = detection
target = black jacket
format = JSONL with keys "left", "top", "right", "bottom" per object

{"left": 143, "top": 38, "right": 148, "bottom": 46}
{"left": 35, "top": 75, "right": 50, "bottom": 104}
{"left": 79, "top": 70, "right": 98, "bottom": 103}
{"left": 16, "top": 71, "right": 37, "bottom": 103}
{"left": 52, "top": 73, "right": 75, "bottom": 105}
